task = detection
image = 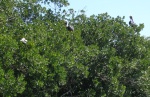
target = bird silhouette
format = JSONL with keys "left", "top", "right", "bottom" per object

{"left": 129, "top": 16, "right": 135, "bottom": 27}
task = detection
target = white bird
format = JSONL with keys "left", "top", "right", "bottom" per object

{"left": 20, "top": 38, "right": 27, "bottom": 44}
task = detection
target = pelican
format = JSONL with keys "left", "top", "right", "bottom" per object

{"left": 129, "top": 16, "right": 135, "bottom": 27}
{"left": 65, "top": 21, "right": 74, "bottom": 31}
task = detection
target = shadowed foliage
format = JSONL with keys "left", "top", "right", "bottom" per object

{"left": 0, "top": 0, "right": 149, "bottom": 97}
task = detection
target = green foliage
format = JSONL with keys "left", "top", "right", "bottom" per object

{"left": 0, "top": 0, "right": 150, "bottom": 97}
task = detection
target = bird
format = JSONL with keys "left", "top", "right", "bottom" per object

{"left": 129, "top": 16, "right": 135, "bottom": 27}
{"left": 20, "top": 38, "right": 27, "bottom": 44}
{"left": 64, "top": 20, "right": 74, "bottom": 31}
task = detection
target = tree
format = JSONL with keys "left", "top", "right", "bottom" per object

{"left": 0, "top": 0, "right": 150, "bottom": 97}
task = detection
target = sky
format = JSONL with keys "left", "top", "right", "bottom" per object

{"left": 64, "top": 0, "right": 150, "bottom": 37}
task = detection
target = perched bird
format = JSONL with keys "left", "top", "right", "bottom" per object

{"left": 20, "top": 38, "right": 27, "bottom": 44}
{"left": 64, "top": 20, "right": 74, "bottom": 31}
{"left": 129, "top": 16, "right": 135, "bottom": 27}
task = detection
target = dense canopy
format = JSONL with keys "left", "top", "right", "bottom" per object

{"left": 0, "top": 0, "right": 150, "bottom": 97}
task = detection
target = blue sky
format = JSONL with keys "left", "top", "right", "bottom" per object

{"left": 64, "top": 0, "right": 150, "bottom": 37}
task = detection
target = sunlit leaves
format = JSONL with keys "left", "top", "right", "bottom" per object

{"left": 0, "top": 68, "right": 26, "bottom": 97}
{"left": 0, "top": 34, "right": 18, "bottom": 67}
{"left": 0, "top": 0, "right": 150, "bottom": 96}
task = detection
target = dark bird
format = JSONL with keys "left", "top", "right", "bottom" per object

{"left": 129, "top": 16, "right": 135, "bottom": 27}
{"left": 65, "top": 21, "right": 74, "bottom": 31}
